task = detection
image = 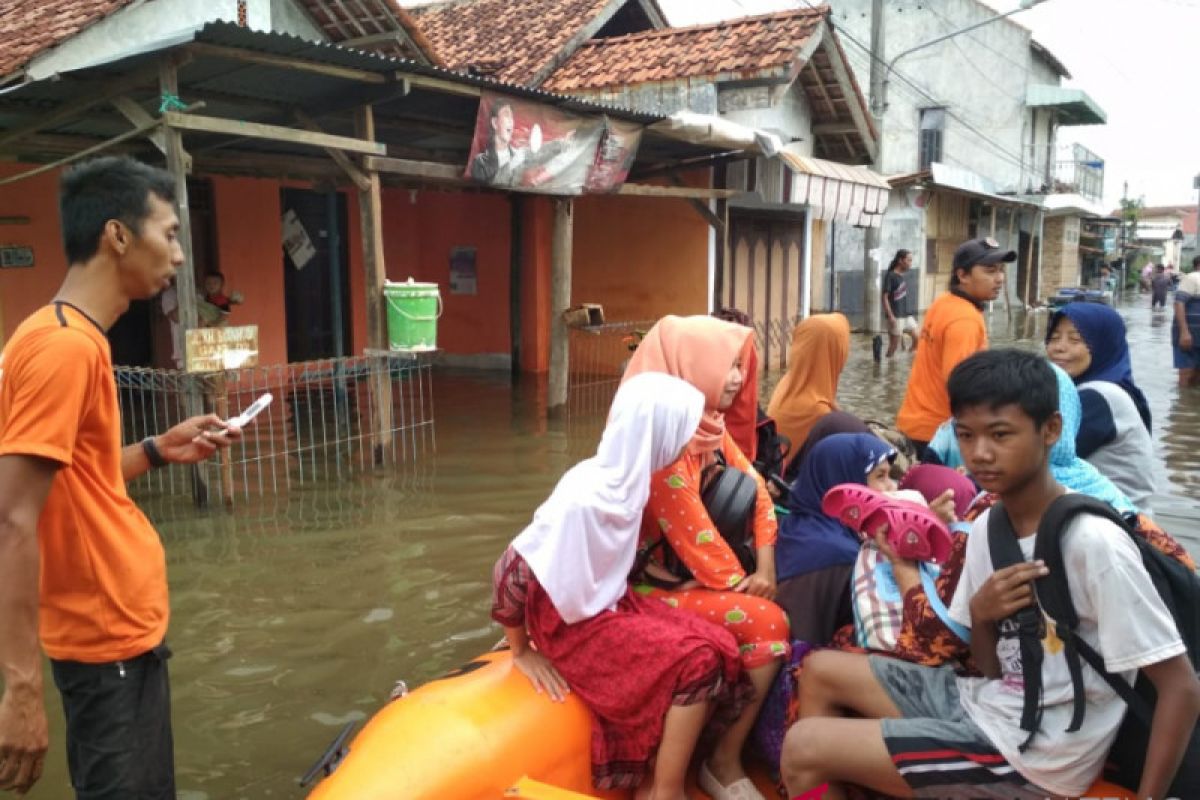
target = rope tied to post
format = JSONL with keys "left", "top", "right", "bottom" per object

{"left": 158, "top": 92, "right": 188, "bottom": 113}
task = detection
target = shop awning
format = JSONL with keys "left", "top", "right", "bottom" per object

{"left": 778, "top": 150, "right": 890, "bottom": 228}
{"left": 1026, "top": 85, "right": 1106, "bottom": 126}
{"left": 889, "top": 164, "right": 1041, "bottom": 211}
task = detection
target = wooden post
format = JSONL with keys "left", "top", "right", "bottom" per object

{"left": 211, "top": 374, "right": 235, "bottom": 506}
{"left": 1004, "top": 207, "right": 1016, "bottom": 321}
{"left": 548, "top": 199, "right": 573, "bottom": 412}
{"left": 354, "top": 105, "right": 394, "bottom": 464}
{"left": 159, "top": 58, "right": 208, "bottom": 506}
{"left": 158, "top": 59, "right": 200, "bottom": 350}
{"left": 1024, "top": 210, "right": 1037, "bottom": 308}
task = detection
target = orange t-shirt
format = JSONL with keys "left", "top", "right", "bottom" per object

{"left": 896, "top": 292, "right": 988, "bottom": 442}
{"left": 0, "top": 303, "right": 168, "bottom": 663}
{"left": 640, "top": 431, "right": 777, "bottom": 590}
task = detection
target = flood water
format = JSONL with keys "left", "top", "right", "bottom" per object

{"left": 26, "top": 296, "right": 1200, "bottom": 799}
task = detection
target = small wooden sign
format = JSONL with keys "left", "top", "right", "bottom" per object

{"left": 185, "top": 325, "right": 259, "bottom": 372}
{"left": 0, "top": 245, "right": 34, "bottom": 268}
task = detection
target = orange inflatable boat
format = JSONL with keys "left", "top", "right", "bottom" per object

{"left": 303, "top": 649, "right": 1133, "bottom": 800}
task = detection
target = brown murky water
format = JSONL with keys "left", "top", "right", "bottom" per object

{"left": 25, "top": 297, "right": 1199, "bottom": 799}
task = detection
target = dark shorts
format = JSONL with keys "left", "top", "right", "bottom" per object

{"left": 1172, "top": 324, "right": 1200, "bottom": 369}
{"left": 50, "top": 644, "right": 175, "bottom": 800}
{"left": 869, "top": 656, "right": 1046, "bottom": 799}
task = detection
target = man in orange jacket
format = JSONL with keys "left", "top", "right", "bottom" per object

{"left": 896, "top": 237, "right": 1014, "bottom": 455}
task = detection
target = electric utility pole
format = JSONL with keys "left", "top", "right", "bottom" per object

{"left": 864, "top": 0, "right": 885, "bottom": 346}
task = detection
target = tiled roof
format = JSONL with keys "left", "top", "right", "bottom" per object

{"left": 545, "top": 6, "right": 827, "bottom": 93}
{"left": 408, "top": 0, "right": 616, "bottom": 86}
{"left": 0, "top": 0, "right": 138, "bottom": 79}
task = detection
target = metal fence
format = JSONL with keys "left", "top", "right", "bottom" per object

{"left": 117, "top": 352, "right": 435, "bottom": 508}
{"left": 566, "top": 320, "right": 655, "bottom": 420}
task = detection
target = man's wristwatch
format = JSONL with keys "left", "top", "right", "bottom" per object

{"left": 142, "top": 437, "right": 168, "bottom": 469}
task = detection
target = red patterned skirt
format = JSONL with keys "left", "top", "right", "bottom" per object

{"left": 493, "top": 547, "right": 752, "bottom": 789}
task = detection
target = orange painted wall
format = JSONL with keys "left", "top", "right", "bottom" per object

{"left": 519, "top": 197, "right": 552, "bottom": 374}
{"left": 571, "top": 169, "right": 711, "bottom": 322}
{"left": 210, "top": 176, "right": 288, "bottom": 366}
{"left": 378, "top": 188, "right": 511, "bottom": 356}
{"left": 0, "top": 165, "right": 68, "bottom": 346}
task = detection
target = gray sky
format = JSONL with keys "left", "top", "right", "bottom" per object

{"left": 657, "top": 0, "right": 1200, "bottom": 210}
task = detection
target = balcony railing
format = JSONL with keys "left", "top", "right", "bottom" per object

{"left": 1022, "top": 142, "right": 1104, "bottom": 203}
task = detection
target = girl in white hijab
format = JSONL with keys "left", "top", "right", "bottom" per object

{"left": 493, "top": 372, "right": 751, "bottom": 799}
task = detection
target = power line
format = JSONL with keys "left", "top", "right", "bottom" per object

{"left": 792, "top": 0, "right": 1032, "bottom": 170}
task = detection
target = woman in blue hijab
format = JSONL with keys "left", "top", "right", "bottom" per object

{"left": 928, "top": 361, "right": 1138, "bottom": 516}
{"left": 1046, "top": 303, "right": 1159, "bottom": 510}
{"left": 775, "top": 432, "right": 896, "bottom": 644}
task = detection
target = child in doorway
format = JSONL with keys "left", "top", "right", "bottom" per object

{"left": 201, "top": 271, "right": 244, "bottom": 325}
{"left": 779, "top": 349, "right": 1200, "bottom": 800}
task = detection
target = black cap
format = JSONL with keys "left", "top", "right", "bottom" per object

{"left": 952, "top": 237, "right": 1017, "bottom": 271}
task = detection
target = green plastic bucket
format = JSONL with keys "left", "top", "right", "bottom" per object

{"left": 384, "top": 279, "right": 442, "bottom": 352}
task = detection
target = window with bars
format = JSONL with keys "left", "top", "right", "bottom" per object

{"left": 918, "top": 108, "right": 945, "bottom": 171}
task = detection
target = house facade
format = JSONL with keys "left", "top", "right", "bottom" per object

{"left": 541, "top": 7, "right": 885, "bottom": 368}
{"left": 0, "top": 0, "right": 730, "bottom": 394}
{"left": 827, "top": 0, "right": 1107, "bottom": 310}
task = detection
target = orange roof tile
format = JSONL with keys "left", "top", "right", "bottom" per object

{"left": 408, "top": 0, "right": 616, "bottom": 86}
{"left": 545, "top": 6, "right": 828, "bottom": 93}
{"left": 0, "top": 0, "right": 139, "bottom": 79}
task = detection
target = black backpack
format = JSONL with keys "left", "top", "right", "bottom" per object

{"left": 752, "top": 409, "right": 791, "bottom": 496}
{"left": 987, "top": 495, "right": 1200, "bottom": 796}
{"left": 636, "top": 451, "right": 757, "bottom": 586}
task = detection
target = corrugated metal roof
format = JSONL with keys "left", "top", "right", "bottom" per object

{"left": 0, "top": 21, "right": 727, "bottom": 175}
{"left": 0, "top": 21, "right": 667, "bottom": 124}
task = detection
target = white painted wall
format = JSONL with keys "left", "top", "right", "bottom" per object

{"left": 271, "top": 0, "right": 328, "bottom": 40}
{"left": 27, "top": 0, "right": 327, "bottom": 80}
{"left": 718, "top": 79, "right": 814, "bottom": 154}
{"left": 830, "top": 0, "right": 1041, "bottom": 192}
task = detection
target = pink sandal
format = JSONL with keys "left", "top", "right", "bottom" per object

{"left": 820, "top": 483, "right": 891, "bottom": 540}
{"left": 822, "top": 484, "right": 954, "bottom": 564}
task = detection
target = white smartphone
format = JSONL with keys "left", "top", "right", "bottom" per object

{"left": 228, "top": 393, "right": 273, "bottom": 428}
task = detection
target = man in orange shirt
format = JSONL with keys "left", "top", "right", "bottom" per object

{"left": 0, "top": 157, "right": 240, "bottom": 798}
{"left": 896, "top": 237, "right": 1013, "bottom": 455}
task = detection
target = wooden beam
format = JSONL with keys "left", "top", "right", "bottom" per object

{"left": 111, "top": 95, "right": 169, "bottom": 157}
{"left": 0, "top": 62, "right": 169, "bottom": 150}
{"left": 186, "top": 42, "right": 389, "bottom": 84}
{"left": 0, "top": 117, "right": 164, "bottom": 187}
{"left": 548, "top": 199, "right": 573, "bottom": 411}
{"left": 668, "top": 172, "right": 724, "bottom": 232}
{"left": 616, "top": 183, "right": 740, "bottom": 199}
{"left": 819, "top": 38, "right": 878, "bottom": 162}
{"left": 341, "top": 31, "right": 405, "bottom": 47}
{"left": 194, "top": 150, "right": 352, "bottom": 181}
{"left": 811, "top": 122, "right": 859, "bottom": 136}
{"left": 293, "top": 110, "right": 372, "bottom": 191}
{"left": 363, "top": 154, "right": 462, "bottom": 181}
{"left": 163, "top": 111, "right": 386, "bottom": 155}
{"left": 396, "top": 72, "right": 481, "bottom": 98}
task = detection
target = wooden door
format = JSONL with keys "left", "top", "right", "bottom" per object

{"left": 724, "top": 212, "right": 806, "bottom": 370}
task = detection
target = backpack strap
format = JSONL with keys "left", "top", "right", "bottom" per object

{"left": 1032, "top": 495, "right": 1151, "bottom": 732}
{"left": 987, "top": 503, "right": 1046, "bottom": 750}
